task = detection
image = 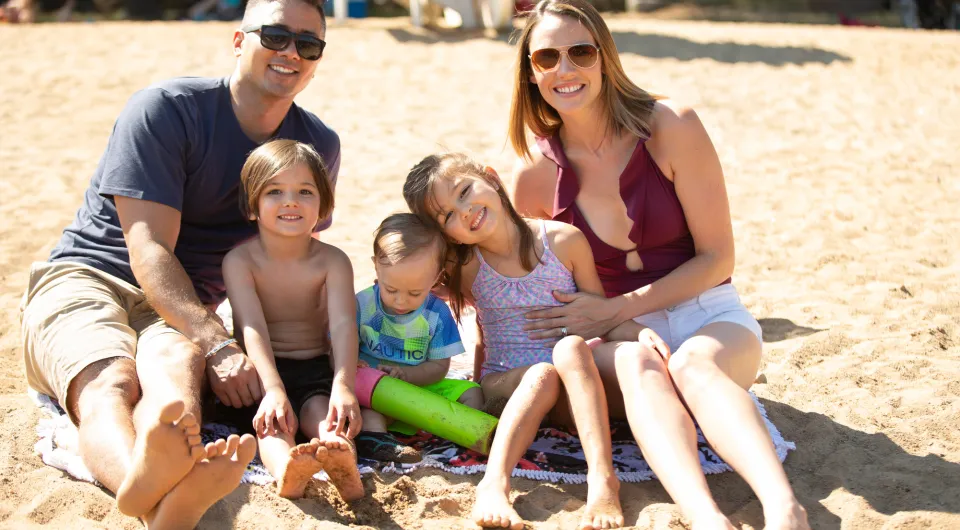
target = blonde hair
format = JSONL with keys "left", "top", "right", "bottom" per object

{"left": 508, "top": 0, "right": 661, "bottom": 160}
{"left": 373, "top": 213, "right": 446, "bottom": 271}
{"left": 402, "top": 153, "right": 540, "bottom": 322}
{"left": 239, "top": 139, "right": 333, "bottom": 221}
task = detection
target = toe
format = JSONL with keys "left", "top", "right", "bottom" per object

{"left": 178, "top": 412, "right": 199, "bottom": 431}
{"left": 190, "top": 444, "right": 206, "bottom": 462}
{"left": 158, "top": 400, "right": 186, "bottom": 424}
{"left": 181, "top": 420, "right": 200, "bottom": 436}
{"left": 236, "top": 434, "right": 257, "bottom": 462}
{"left": 225, "top": 434, "right": 240, "bottom": 455}
{"left": 187, "top": 434, "right": 202, "bottom": 447}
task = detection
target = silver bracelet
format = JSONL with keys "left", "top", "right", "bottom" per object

{"left": 204, "top": 338, "right": 237, "bottom": 359}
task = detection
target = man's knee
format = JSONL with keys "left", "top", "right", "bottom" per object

{"left": 68, "top": 357, "right": 140, "bottom": 424}
{"left": 551, "top": 335, "right": 591, "bottom": 374}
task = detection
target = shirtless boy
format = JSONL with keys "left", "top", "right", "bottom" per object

{"left": 223, "top": 139, "right": 364, "bottom": 500}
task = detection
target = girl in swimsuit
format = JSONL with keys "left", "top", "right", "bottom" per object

{"left": 403, "top": 152, "right": 663, "bottom": 530}
{"left": 506, "top": 1, "right": 810, "bottom": 529}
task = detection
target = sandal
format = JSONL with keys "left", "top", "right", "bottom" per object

{"left": 355, "top": 431, "right": 422, "bottom": 464}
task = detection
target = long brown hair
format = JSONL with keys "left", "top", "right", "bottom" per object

{"left": 402, "top": 153, "right": 539, "bottom": 322}
{"left": 509, "top": 0, "right": 661, "bottom": 160}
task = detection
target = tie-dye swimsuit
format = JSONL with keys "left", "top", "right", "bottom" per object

{"left": 472, "top": 220, "right": 578, "bottom": 379}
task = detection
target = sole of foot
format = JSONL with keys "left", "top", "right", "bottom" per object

{"left": 116, "top": 400, "right": 205, "bottom": 517}
{"left": 316, "top": 435, "right": 364, "bottom": 502}
{"left": 146, "top": 434, "right": 257, "bottom": 529}
{"left": 276, "top": 440, "right": 324, "bottom": 499}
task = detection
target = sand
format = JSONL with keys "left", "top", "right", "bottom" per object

{"left": 0, "top": 14, "right": 959, "bottom": 530}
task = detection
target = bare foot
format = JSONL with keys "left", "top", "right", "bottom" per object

{"left": 145, "top": 434, "right": 257, "bottom": 529}
{"left": 763, "top": 499, "right": 810, "bottom": 530}
{"left": 116, "top": 400, "right": 205, "bottom": 517}
{"left": 579, "top": 474, "right": 623, "bottom": 529}
{"left": 472, "top": 477, "right": 524, "bottom": 529}
{"left": 276, "top": 440, "right": 324, "bottom": 499}
{"left": 315, "top": 434, "right": 364, "bottom": 502}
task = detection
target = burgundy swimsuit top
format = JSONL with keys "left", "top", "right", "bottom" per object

{"left": 536, "top": 134, "right": 729, "bottom": 298}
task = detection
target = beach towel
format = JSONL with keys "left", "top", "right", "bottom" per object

{"left": 31, "top": 388, "right": 794, "bottom": 487}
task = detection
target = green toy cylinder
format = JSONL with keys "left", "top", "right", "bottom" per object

{"left": 369, "top": 376, "right": 499, "bottom": 455}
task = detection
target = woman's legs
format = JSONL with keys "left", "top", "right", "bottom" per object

{"left": 593, "top": 341, "right": 733, "bottom": 530}
{"left": 668, "top": 322, "right": 808, "bottom": 530}
{"left": 552, "top": 336, "right": 623, "bottom": 530}
{"left": 474, "top": 363, "right": 560, "bottom": 529}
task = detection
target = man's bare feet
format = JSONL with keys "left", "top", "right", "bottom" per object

{"left": 116, "top": 400, "right": 205, "bottom": 517}
{"left": 763, "top": 499, "right": 810, "bottom": 530}
{"left": 315, "top": 434, "right": 364, "bottom": 501}
{"left": 472, "top": 477, "right": 524, "bottom": 529}
{"left": 579, "top": 474, "right": 623, "bottom": 529}
{"left": 145, "top": 434, "right": 257, "bottom": 529}
{"left": 276, "top": 440, "right": 324, "bottom": 499}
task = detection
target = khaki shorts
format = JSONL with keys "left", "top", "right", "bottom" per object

{"left": 19, "top": 261, "right": 180, "bottom": 412}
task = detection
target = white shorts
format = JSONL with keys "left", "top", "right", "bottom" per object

{"left": 633, "top": 284, "right": 762, "bottom": 352}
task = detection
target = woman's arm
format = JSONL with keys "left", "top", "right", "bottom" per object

{"left": 618, "top": 103, "right": 735, "bottom": 316}
{"left": 222, "top": 249, "right": 283, "bottom": 393}
{"left": 523, "top": 103, "right": 736, "bottom": 339}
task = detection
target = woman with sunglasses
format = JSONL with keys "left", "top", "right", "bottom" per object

{"left": 506, "top": 1, "right": 810, "bottom": 529}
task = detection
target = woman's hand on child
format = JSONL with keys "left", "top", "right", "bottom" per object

{"left": 326, "top": 384, "right": 362, "bottom": 439}
{"left": 639, "top": 328, "right": 671, "bottom": 362}
{"left": 253, "top": 389, "right": 297, "bottom": 437}
{"left": 523, "top": 290, "right": 622, "bottom": 341}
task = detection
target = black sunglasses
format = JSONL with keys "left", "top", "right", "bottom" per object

{"left": 242, "top": 24, "right": 326, "bottom": 61}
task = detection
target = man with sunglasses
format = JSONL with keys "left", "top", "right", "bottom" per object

{"left": 19, "top": 0, "right": 347, "bottom": 525}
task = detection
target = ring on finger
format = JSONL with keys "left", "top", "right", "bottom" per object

{"left": 560, "top": 326, "right": 568, "bottom": 338}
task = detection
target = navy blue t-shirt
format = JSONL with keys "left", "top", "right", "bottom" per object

{"left": 49, "top": 76, "right": 341, "bottom": 305}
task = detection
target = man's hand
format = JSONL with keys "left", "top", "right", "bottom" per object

{"left": 206, "top": 342, "right": 263, "bottom": 408}
{"left": 325, "top": 383, "right": 361, "bottom": 439}
{"left": 253, "top": 388, "right": 296, "bottom": 437}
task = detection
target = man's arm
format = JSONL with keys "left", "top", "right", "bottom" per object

{"left": 116, "top": 196, "right": 261, "bottom": 407}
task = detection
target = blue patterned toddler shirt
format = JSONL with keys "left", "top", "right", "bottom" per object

{"left": 355, "top": 284, "right": 464, "bottom": 367}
